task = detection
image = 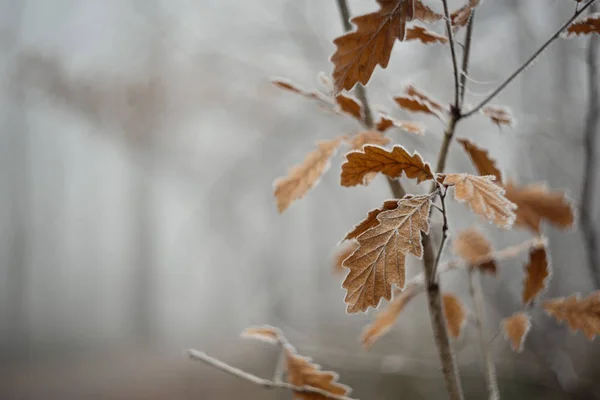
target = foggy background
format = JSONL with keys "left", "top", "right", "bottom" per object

{"left": 0, "top": 0, "right": 599, "bottom": 398}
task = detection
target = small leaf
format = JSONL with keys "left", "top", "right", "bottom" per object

{"left": 443, "top": 293, "right": 467, "bottom": 339}
{"left": 457, "top": 138, "right": 502, "bottom": 182}
{"left": 564, "top": 13, "right": 600, "bottom": 37}
{"left": 394, "top": 95, "right": 443, "bottom": 117}
{"left": 241, "top": 325, "right": 283, "bottom": 344}
{"left": 274, "top": 137, "right": 344, "bottom": 213}
{"left": 361, "top": 284, "right": 420, "bottom": 348}
{"left": 341, "top": 145, "right": 434, "bottom": 187}
{"left": 333, "top": 241, "right": 359, "bottom": 275}
{"left": 544, "top": 291, "right": 600, "bottom": 340}
{"left": 522, "top": 247, "right": 551, "bottom": 305}
{"left": 452, "top": 227, "right": 497, "bottom": 274}
{"left": 482, "top": 105, "right": 514, "bottom": 127}
{"left": 335, "top": 94, "right": 363, "bottom": 121}
{"left": 342, "top": 194, "right": 432, "bottom": 313}
{"left": 450, "top": 0, "right": 480, "bottom": 30}
{"left": 504, "top": 181, "right": 575, "bottom": 233}
{"left": 501, "top": 312, "right": 532, "bottom": 352}
{"left": 344, "top": 200, "right": 400, "bottom": 240}
{"left": 271, "top": 78, "right": 321, "bottom": 100}
{"left": 347, "top": 131, "right": 391, "bottom": 150}
{"left": 405, "top": 85, "right": 447, "bottom": 113}
{"left": 443, "top": 173, "right": 517, "bottom": 228}
{"left": 376, "top": 114, "right": 426, "bottom": 135}
{"left": 405, "top": 25, "right": 448, "bottom": 44}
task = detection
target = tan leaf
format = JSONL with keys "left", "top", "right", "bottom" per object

{"left": 274, "top": 137, "right": 344, "bottom": 213}
{"left": 501, "top": 312, "right": 532, "bottom": 352}
{"left": 457, "top": 138, "right": 502, "bottom": 182}
{"left": 482, "top": 105, "right": 514, "bottom": 127}
{"left": 394, "top": 95, "right": 442, "bottom": 117}
{"left": 335, "top": 94, "right": 363, "bottom": 121}
{"left": 342, "top": 194, "right": 432, "bottom": 313}
{"left": 376, "top": 114, "right": 426, "bottom": 135}
{"left": 405, "top": 85, "right": 447, "bottom": 113}
{"left": 241, "top": 325, "right": 283, "bottom": 344}
{"left": 504, "top": 181, "right": 575, "bottom": 233}
{"left": 450, "top": 0, "right": 480, "bottom": 29}
{"left": 405, "top": 25, "right": 448, "bottom": 44}
{"left": 452, "top": 227, "right": 497, "bottom": 275}
{"left": 443, "top": 173, "right": 517, "bottom": 228}
{"left": 544, "top": 291, "right": 600, "bottom": 340}
{"left": 330, "top": 0, "right": 440, "bottom": 93}
{"left": 361, "top": 284, "right": 420, "bottom": 348}
{"left": 522, "top": 247, "right": 551, "bottom": 305}
{"left": 271, "top": 78, "right": 320, "bottom": 100}
{"left": 341, "top": 145, "right": 434, "bottom": 187}
{"left": 347, "top": 131, "right": 391, "bottom": 150}
{"left": 333, "top": 241, "right": 359, "bottom": 275}
{"left": 285, "top": 347, "right": 352, "bottom": 400}
{"left": 443, "top": 293, "right": 466, "bottom": 339}
{"left": 344, "top": 200, "right": 399, "bottom": 240}
{"left": 564, "top": 13, "right": 600, "bottom": 37}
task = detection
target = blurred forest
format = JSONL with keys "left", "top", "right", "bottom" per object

{"left": 0, "top": 0, "right": 599, "bottom": 399}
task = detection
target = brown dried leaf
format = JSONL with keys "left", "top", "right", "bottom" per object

{"left": 344, "top": 200, "right": 399, "bottom": 240}
{"left": 544, "top": 291, "right": 600, "bottom": 340}
{"left": 405, "top": 85, "right": 447, "bottom": 113}
{"left": 341, "top": 145, "right": 434, "bottom": 187}
{"left": 522, "top": 247, "right": 551, "bottom": 305}
{"left": 335, "top": 94, "right": 363, "bottom": 121}
{"left": 394, "top": 95, "right": 441, "bottom": 117}
{"left": 376, "top": 114, "right": 426, "bottom": 135}
{"left": 452, "top": 227, "right": 497, "bottom": 275}
{"left": 274, "top": 137, "right": 344, "bottom": 213}
{"left": 241, "top": 325, "right": 283, "bottom": 344}
{"left": 405, "top": 25, "right": 448, "bottom": 44}
{"left": 272, "top": 78, "right": 320, "bottom": 100}
{"left": 482, "top": 105, "right": 514, "bottom": 127}
{"left": 450, "top": 0, "right": 480, "bottom": 29}
{"left": 443, "top": 293, "right": 466, "bottom": 339}
{"left": 414, "top": 0, "right": 443, "bottom": 22}
{"left": 361, "top": 284, "right": 420, "bottom": 348}
{"left": 285, "top": 347, "right": 352, "bottom": 400}
{"left": 342, "top": 194, "right": 432, "bottom": 313}
{"left": 504, "top": 181, "right": 575, "bottom": 233}
{"left": 333, "top": 241, "right": 360, "bottom": 275}
{"left": 501, "top": 312, "right": 532, "bottom": 352}
{"left": 347, "top": 131, "right": 391, "bottom": 150}
{"left": 457, "top": 138, "right": 502, "bottom": 182}
{"left": 443, "top": 173, "right": 517, "bottom": 228}
{"left": 564, "top": 13, "right": 600, "bottom": 37}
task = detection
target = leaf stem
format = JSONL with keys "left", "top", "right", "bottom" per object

{"left": 459, "top": 13, "right": 475, "bottom": 108}
{"left": 431, "top": 187, "right": 449, "bottom": 284}
{"left": 441, "top": 0, "right": 461, "bottom": 108}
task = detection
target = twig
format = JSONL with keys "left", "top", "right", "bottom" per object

{"left": 431, "top": 187, "right": 449, "bottom": 284}
{"left": 441, "top": 0, "right": 461, "bottom": 108}
{"left": 461, "top": 0, "right": 598, "bottom": 118}
{"left": 580, "top": 3, "right": 600, "bottom": 285}
{"left": 187, "top": 349, "right": 357, "bottom": 400}
{"left": 459, "top": 13, "right": 475, "bottom": 108}
{"left": 468, "top": 270, "right": 500, "bottom": 400}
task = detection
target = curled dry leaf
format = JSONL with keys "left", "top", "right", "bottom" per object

{"left": 405, "top": 25, "right": 448, "bottom": 44}
{"left": 482, "top": 105, "right": 514, "bottom": 127}
{"left": 335, "top": 94, "right": 363, "bottom": 121}
{"left": 522, "top": 246, "right": 551, "bottom": 305}
{"left": 285, "top": 347, "right": 352, "bottom": 400}
{"left": 442, "top": 293, "right": 467, "bottom": 339}
{"left": 443, "top": 173, "right": 517, "bottom": 228}
{"left": 457, "top": 138, "right": 502, "bottom": 182}
{"left": 376, "top": 114, "right": 426, "bottom": 135}
{"left": 344, "top": 200, "right": 399, "bottom": 240}
{"left": 347, "top": 131, "right": 391, "bottom": 150}
{"left": 504, "top": 181, "right": 575, "bottom": 233}
{"left": 361, "top": 284, "right": 420, "bottom": 348}
{"left": 450, "top": 0, "right": 480, "bottom": 30}
{"left": 274, "top": 137, "right": 344, "bottom": 213}
{"left": 501, "top": 312, "right": 532, "bottom": 352}
{"left": 341, "top": 145, "right": 434, "bottom": 187}
{"left": 342, "top": 194, "right": 432, "bottom": 313}
{"left": 333, "top": 241, "right": 359, "bottom": 275}
{"left": 241, "top": 325, "right": 283, "bottom": 344}
{"left": 452, "top": 227, "right": 497, "bottom": 275}
{"left": 564, "top": 13, "right": 600, "bottom": 37}
{"left": 544, "top": 291, "right": 600, "bottom": 340}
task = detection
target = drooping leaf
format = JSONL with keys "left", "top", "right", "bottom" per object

{"left": 457, "top": 138, "right": 502, "bottom": 182}
{"left": 376, "top": 114, "right": 426, "bottom": 135}
{"left": 344, "top": 200, "right": 400, "bottom": 240}
{"left": 274, "top": 137, "right": 344, "bottom": 213}
{"left": 361, "top": 284, "right": 420, "bottom": 348}
{"left": 347, "top": 131, "right": 391, "bottom": 150}
{"left": 341, "top": 145, "right": 434, "bottom": 187}
{"left": 443, "top": 173, "right": 517, "bottom": 228}
{"left": 482, "top": 105, "right": 514, "bottom": 127}
{"left": 405, "top": 84, "right": 447, "bottom": 113}
{"left": 504, "top": 181, "right": 575, "bottom": 233}
{"left": 544, "top": 291, "right": 600, "bottom": 340}
{"left": 241, "top": 325, "right": 283, "bottom": 345}
{"left": 564, "top": 13, "right": 600, "bottom": 37}
{"left": 501, "top": 312, "right": 531, "bottom": 352}
{"left": 335, "top": 94, "right": 363, "bottom": 121}
{"left": 443, "top": 293, "right": 467, "bottom": 339}
{"left": 450, "top": 0, "right": 480, "bottom": 29}
{"left": 333, "top": 241, "right": 360, "bottom": 275}
{"left": 394, "top": 95, "right": 444, "bottom": 118}
{"left": 522, "top": 247, "right": 551, "bottom": 305}
{"left": 452, "top": 227, "right": 497, "bottom": 274}
{"left": 342, "top": 194, "right": 432, "bottom": 313}
{"left": 405, "top": 25, "right": 448, "bottom": 44}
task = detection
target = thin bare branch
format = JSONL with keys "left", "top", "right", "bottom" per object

{"left": 431, "top": 187, "right": 449, "bottom": 284}
{"left": 459, "top": 13, "right": 475, "bottom": 108}
{"left": 441, "top": 0, "right": 461, "bottom": 108}
{"left": 187, "top": 349, "right": 356, "bottom": 400}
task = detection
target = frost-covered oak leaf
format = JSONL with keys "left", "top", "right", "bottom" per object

{"left": 274, "top": 137, "right": 344, "bottom": 213}
{"left": 564, "top": 13, "right": 600, "bottom": 37}
{"left": 452, "top": 227, "right": 497, "bottom": 274}
{"left": 344, "top": 200, "right": 399, "bottom": 240}
{"left": 443, "top": 293, "right": 467, "bottom": 339}
{"left": 450, "top": 0, "right": 480, "bottom": 30}
{"left": 241, "top": 325, "right": 283, "bottom": 345}
{"left": 405, "top": 25, "right": 448, "bottom": 44}
{"left": 501, "top": 312, "right": 531, "bottom": 352}
{"left": 544, "top": 292, "right": 600, "bottom": 340}
{"left": 342, "top": 194, "right": 432, "bottom": 313}
{"left": 522, "top": 246, "right": 551, "bottom": 305}
{"left": 347, "top": 131, "right": 391, "bottom": 150}
{"left": 376, "top": 114, "right": 426, "bottom": 135}
{"left": 333, "top": 241, "right": 360, "bottom": 275}
{"left": 457, "top": 138, "right": 502, "bottom": 182}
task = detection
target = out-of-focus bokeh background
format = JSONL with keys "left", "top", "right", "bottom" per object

{"left": 0, "top": 0, "right": 599, "bottom": 398}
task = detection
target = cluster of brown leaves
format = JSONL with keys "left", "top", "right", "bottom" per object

{"left": 242, "top": 326, "right": 353, "bottom": 400}
{"left": 564, "top": 13, "right": 600, "bottom": 37}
